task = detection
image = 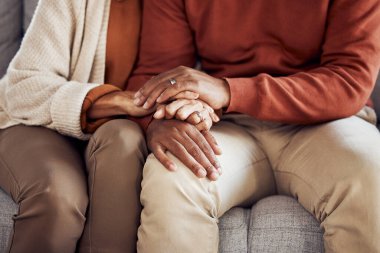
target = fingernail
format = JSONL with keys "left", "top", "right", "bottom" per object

{"left": 210, "top": 171, "right": 219, "bottom": 181}
{"left": 153, "top": 112, "right": 159, "bottom": 119}
{"left": 169, "top": 164, "right": 177, "bottom": 171}
{"left": 143, "top": 102, "right": 150, "bottom": 109}
{"left": 134, "top": 91, "right": 141, "bottom": 98}
{"left": 153, "top": 111, "right": 161, "bottom": 119}
{"left": 156, "top": 95, "right": 163, "bottom": 103}
{"left": 197, "top": 168, "right": 207, "bottom": 178}
{"left": 217, "top": 167, "right": 223, "bottom": 175}
{"left": 134, "top": 98, "right": 141, "bottom": 105}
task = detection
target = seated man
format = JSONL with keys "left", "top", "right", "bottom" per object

{"left": 128, "top": 0, "right": 380, "bottom": 252}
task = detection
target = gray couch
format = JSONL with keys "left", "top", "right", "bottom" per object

{"left": 0, "top": 1, "right": 378, "bottom": 252}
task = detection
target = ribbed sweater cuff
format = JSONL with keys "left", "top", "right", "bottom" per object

{"left": 51, "top": 82, "right": 101, "bottom": 140}
{"left": 224, "top": 77, "right": 259, "bottom": 115}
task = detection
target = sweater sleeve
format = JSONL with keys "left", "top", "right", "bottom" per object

{"left": 225, "top": 0, "right": 380, "bottom": 124}
{"left": 3, "top": 0, "right": 102, "bottom": 140}
{"left": 126, "top": 0, "right": 196, "bottom": 132}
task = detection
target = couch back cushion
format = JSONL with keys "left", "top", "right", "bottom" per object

{"left": 0, "top": 0, "right": 39, "bottom": 78}
{"left": 0, "top": 0, "right": 23, "bottom": 78}
{"left": 23, "top": 0, "right": 39, "bottom": 33}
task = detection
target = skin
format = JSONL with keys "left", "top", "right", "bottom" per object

{"left": 88, "top": 66, "right": 228, "bottom": 180}
{"left": 88, "top": 90, "right": 155, "bottom": 119}
{"left": 153, "top": 99, "right": 220, "bottom": 131}
{"left": 134, "top": 66, "right": 231, "bottom": 111}
{"left": 146, "top": 119, "right": 222, "bottom": 181}
{"left": 88, "top": 90, "right": 218, "bottom": 132}
{"left": 88, "top": 89, "right": 222, "bottom": 180}
{"left": 134, "top": 66, "right": 232, "bottom": 180}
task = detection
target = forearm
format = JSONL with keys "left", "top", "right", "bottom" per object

{"left": 226, "top": 0, "right": 380, "bottom": 124}
{"left": 87, "top": 91, "right": 126, "bottom": 119}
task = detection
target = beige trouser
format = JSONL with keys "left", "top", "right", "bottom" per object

{"left": 0, "top": 119, "right": 147, "bottom": 253}
{"left": 138, "top": 108, "right": 380, "bottom": 253}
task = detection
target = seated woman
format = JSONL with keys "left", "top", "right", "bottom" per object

{"left": 0, "top": 0, "right": 219, "bottom": 252}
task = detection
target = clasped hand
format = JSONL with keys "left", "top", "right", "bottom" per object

{"left": 135, "top": 66, "right": 231, "bottom": 181}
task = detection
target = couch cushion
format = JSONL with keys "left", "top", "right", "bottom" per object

{"left": 219, "top": 207, "right": 250, "bottom": 253}
{"left": 0, "top": 188, "right": 18, "bottom": 253}
{"left": 23, "top": 0, "right": 39, "bottom": 33}
{"left": 248, "top": 196, "right": 324, "bottom": 253}
{"left": 0, "top": 0, "right": 23, "bottom": 78}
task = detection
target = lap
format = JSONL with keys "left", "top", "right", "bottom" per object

{"left": 142, "top": 120, "right": 276, "bottom": 216}
{"left": 142, "top": 113, "right": 380, "bottom": 218}
{"left": 0, "top": 125, "right": 86, "bottom": 202}
{"left": 257, "top": 115, "right": 380, "bottom": 215}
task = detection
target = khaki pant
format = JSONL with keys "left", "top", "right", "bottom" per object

{"left": 0, "top": 119, "right": 147, "bottom": 253}
{"left": 138, "top": 109, "right": 380, "bottom": 253}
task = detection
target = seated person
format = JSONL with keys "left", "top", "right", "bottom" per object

{"left": 129, "top": 0, "right": 380, "bottom": 252}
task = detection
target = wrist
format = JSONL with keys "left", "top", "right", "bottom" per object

{"left": 220, "top": 78, "right": 231, "bottom": 109}
{"left": 111, "top": 91, "right": 131, "bottom": 115}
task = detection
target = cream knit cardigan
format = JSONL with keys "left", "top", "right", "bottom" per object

{"left": 0, "top": 0, "right": 111, "bottom": 140}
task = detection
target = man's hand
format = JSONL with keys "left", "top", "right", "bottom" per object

{"left": 147, "top": 119, "right": 222, "bottom": 181}
{"left": 134, "top": 66, "right": 231, "bottom": 111}
{"left": 153, "top": 99, "right": 220, "bottom": 131}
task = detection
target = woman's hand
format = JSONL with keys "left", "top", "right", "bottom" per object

{"left": 117, "top": 90, "right": 157, "bottom": 117}
{"left": 153, "top": 99, "right": 220, "bottom": 131}
{"left": 133, "top": 66, "right": 231, "bottom": 111}
{"left": 87, "top": 90, "right": 155, "bottom": 120}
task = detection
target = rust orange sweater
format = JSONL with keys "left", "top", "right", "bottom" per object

{"left": 128, "top": 0, "right": 380, "bottom": 124}
{"left": 81, "top": 0, "right": 146, "bottom": 133}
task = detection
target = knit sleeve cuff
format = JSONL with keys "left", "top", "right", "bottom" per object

{"left": 81, "top": 84, "right": 121, "bottom": 133}
{"left": 50, "top": 82, "right": 102, "bottom": 140}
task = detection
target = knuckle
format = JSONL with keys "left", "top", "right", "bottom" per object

{"left": 189, "top": 147, "right": 201, "bottom": 159}
{"left": 205, "top": 164, "right": 214, "bottom": 172}
{"left": 177, "top": 111, "right": 187, "bottom": 120}
{"left": 169, "top": 126, "right": 178, "bottom": 133}
{"left": 172, "top": 82, "right": 181, "bottom": 90}
{"left": 165, "top": 106, "right": 174, "bottom": 115}
{"left": 179, "top": 65, "right": 187, "bottom": 71}
{"left": 139, "top": 89, "right": 147, "bottom": 97}
{"left": 190, "top": 163, "right": 201, "bottom": 173}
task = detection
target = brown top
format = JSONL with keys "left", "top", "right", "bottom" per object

{"left": 81, "top": 0, "right": 142, "bottom": 133}
{"left": 128, "top": 0, "right": 380, "bottom": 124}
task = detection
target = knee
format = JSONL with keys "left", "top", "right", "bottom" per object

{"left": 141, "top": 154, "right": 212, "bottom": 210}
{"left": 89, "top": 119, "right": 146, "bottom": 156}
{"left": 26, "top": 168, "right": 88, "bottom": 223}
{"left": 331, "top": 153, "right": 380, "bottom": 208}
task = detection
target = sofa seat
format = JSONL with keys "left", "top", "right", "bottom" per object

{"left": 0, "top": 187, "right": 323, "bottom": 253}
{"left": 3, "top": 0, "right": 380, "bottom": 252}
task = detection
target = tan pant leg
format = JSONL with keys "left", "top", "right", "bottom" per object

{"left": 254, "top": 114, "right": 380, "bottom": 253}
{"left": 78, "top": 120, "right": 148, "bottom": 253}
{"left": 138, "top": 120, "right": 275, "bottom": 253}
{"left": 0, "top": 125, "right": 88, "bottom": 253}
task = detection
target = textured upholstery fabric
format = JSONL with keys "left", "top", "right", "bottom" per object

{"left": 218, "top": 208, "right": 250, "bottom": 253}
{"left": 248, "top": 196, "right": 324, "bottom": 253}
{"left": 0, "top": 0, "right": 23, "bottom": 78}
{"left": 0, "top": 188, "right": 17, "bottom": 253}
